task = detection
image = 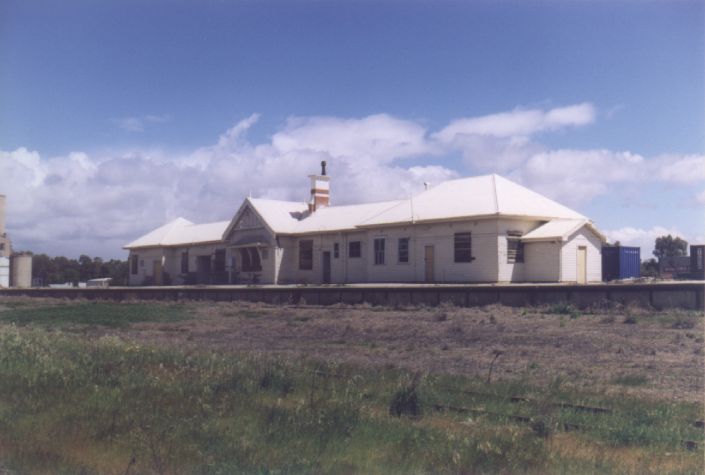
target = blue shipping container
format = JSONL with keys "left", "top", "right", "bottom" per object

{"left": 602, "top": 246, "right": 640, "bottom": 281}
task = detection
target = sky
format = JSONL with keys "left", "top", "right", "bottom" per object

{"left": 0, "top": 0, "right": 703, "bottom": 260}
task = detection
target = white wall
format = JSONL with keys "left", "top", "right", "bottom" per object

{"left": 496, "top": 218, "right": 547, "bottom": 282}
{"left": 127, "top": 248, "right": 164, "bottom": 285}
{"left": 561, "top": 227, "right": 603, "bottom": 282}
{"left": 523, "top": 241, "right": 561, "bottom": 282}
{"left": 0, "top": 257, "right": 9, "bottom": 288}
{"left": 275, "top": 219, "right": 501, "bottom": 284}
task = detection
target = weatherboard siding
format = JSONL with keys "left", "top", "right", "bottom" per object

{"left": 496, "top": 218, "right": 546, "bottom": 282}
{"left": 523, "top": 242, "right": 561, "bottom": 282}
{"left": 560, "top": 227, "right": 603, "bottom": 283}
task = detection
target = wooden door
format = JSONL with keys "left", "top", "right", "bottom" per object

{"left": 424, "top": 246, "right": 434, "bottom": 282}
{"left": 153, "top": 260, "right": 163, "bottom": 285}
{"left": 577, "top": 246, "right": 587, "bottom": 284}
{"left": 322, "top": 251, "right": 331, "bottom": 284}
{"left": 196, "top": 256, "right": 211, "bottom": 285}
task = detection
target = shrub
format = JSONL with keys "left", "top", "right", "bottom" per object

{"left": 622, "top": 315, "right": 638, "bottom": 324}
{"left": 389, "top": 379, "right": 422, "bottom": 418}
{"left": 545, "top": 303, "right": 580, "bottom": 319}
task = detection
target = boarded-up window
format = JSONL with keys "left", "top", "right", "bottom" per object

{"left": 398, "top": 238, "right": 409, "bottom": 263}
{"left": 349, "top": 241, "right": 361, "bottom": 258}
{"left": 240, "top": 248, "right": 262, "bottom": 271}
{"left": 299, "top": 240, "right": 313, "bottom": 270}
{"left": 214, "top": 249, "right": 226, "bottom": 272}
{"left": 374, "top": 238, "right": 385, "bottom": 265}
{"left": 454, "top": 233, "right": 472, "bottom": 263}
{"left": 131, "top": 254, "right": 139, "bottom": 275}
{"left": 181, "top": 251, "right": 189, "bottom": 273}
{"left": 507, "top": 232, "right": 524, "bottom": 263}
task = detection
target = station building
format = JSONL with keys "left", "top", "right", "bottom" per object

{"left": 124, "top": 164, "right": 605, "bottom": 286}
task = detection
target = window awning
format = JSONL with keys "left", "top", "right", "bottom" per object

{"left": 230, "top": 235, "right": 270, "bottom": 248}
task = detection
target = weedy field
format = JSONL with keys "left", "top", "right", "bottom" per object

{"left": 0, "top": 297, "right": 702, "bottom": 474}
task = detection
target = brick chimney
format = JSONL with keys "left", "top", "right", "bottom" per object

{"left": 308, "top": 161, "right": 330, "bottom": 212}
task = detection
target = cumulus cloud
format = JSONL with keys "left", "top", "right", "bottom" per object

{"left": 0, "top": 114, "right": 456, "bottom": 258}
{"left": 113, "top": 114, "right": 170, "bottom": 132}
{"left": 1, "top": 103, "right": 702, "bottom": 258}
{"left": 435, "top": 102, "right": 595, "bottom": 142}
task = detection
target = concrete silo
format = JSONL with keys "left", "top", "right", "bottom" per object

{"left": 10, "top": 253, "right": 32, "bottom": 288}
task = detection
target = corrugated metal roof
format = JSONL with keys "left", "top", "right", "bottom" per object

{"left": 359, "top": 174, "right": 585, "bottom": 226}
{"left": 521, "top": 219, "right": 605, "bottom": 242}
{"left": 124, "top": 174, "right": 599, "bottom": 249}
{"left": 124, "top": 218, "right": 229, "bottom": 249}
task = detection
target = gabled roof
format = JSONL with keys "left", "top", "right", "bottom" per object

{"left": 246, "top": 198, "right": 309, "bottom": 234}
{"left": 521, "top": 219, "right": 606, "bottom": 243}
{"left": 124, "top": 174, "right": 599, "bottom": 249}
{"left": 123, "top": 217, "right": 229, "bottom": 249}
{"left": 359, "top": 174, "right": 585, "bottom": 227}
{"left": 292, "top": 200, "right": 405, "bottom": 234}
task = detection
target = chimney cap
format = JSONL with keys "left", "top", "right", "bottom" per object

{"left": 321, "top": 160, "right": 327, "bottom": 176}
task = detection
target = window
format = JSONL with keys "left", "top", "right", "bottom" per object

{"left": 181, "top": 251, "right": 189, "bottom": 273}
{"left": 299, "top": 240, "right": 313, "bottom": 270}
{"left": 131, "top": 255, "right": 139, "bottom": 275}
{"left": 333, "top": 242, "right": 339, "bottom": 259}
{"left": 214, "top": 249, "right": 226, "bottom": 272}
{"left": 240, "top": 248, "right": 262, "bottom": 271}
{"left": 374, "top": 238, "right": 385, "bottom": 265}
{"left": 349, "top": 241, "right": 361, "bottom": 258}
{"left": 454, "top": 233, "right": 473, "bottom": 263}
{"left": 507, "top": 232, "right": 524, "bottom": 263}
{"left": 398, "top": 238, "right": 409, "bottom": 263}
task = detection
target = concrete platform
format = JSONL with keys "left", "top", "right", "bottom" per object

{"left": 1, "top": 281, "right": 702, "bottom": 310}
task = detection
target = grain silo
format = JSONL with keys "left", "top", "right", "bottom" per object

{"left": 10, "top": 252, "right": 32, "bottom": 288}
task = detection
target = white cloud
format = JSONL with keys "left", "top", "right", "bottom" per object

{"left": 1, "top": 104, "right": 702, "bottom": 259}
{"left": 434, "top": 102, "right": 595, "bottom": 142}
{"left": 0, "top": 114, "right": 456, "bottom": 258}
{"left": 114, "top": 114, "right": 170, "bottom": 133}
{"left": 513, "top": 149, "right": 646, "bottom": 205}
{"left": 697, "top": 189, "right": 705, "bottom": 204}
{"left": 653, "top": 154, "right": 705, "bottom": 184}
{"left": 603, "top": 226, "right": 691, "bottom": 261}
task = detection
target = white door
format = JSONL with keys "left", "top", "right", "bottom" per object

{"left": 577, "top": 246, "right": 587, "bottom": 284}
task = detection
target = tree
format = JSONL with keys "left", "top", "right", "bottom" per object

{"left": 653, "top": 235, "right": 688, "bottom": 260}
{"left": 640, "top": 258, "right": 659, "bottom": 277}
{"left": 30, "top": 253, "right": 128, "bottom": 286}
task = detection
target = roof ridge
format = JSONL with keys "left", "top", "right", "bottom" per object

{"left": 491, "top": 174, "right": 499, "bottom": 214}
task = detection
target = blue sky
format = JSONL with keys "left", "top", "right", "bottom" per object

{"left": 0, "top": 0, "right": 703, "bottom": 259}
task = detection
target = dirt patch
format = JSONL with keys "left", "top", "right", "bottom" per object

{"left": 93, "top": 301, "right": 705, "bottom": 403}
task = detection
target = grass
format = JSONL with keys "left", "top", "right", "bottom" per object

{"left": 612, "top": 374, "right": 649, "bottom": 387}
{"left": 544, "top": 302, "right": 581, "bottom": 319}
{"left": 0, "top": 301, "right": 188, "bottom": 328}
{"left": 0, "top": 323, "right": 702, "bottom": 475}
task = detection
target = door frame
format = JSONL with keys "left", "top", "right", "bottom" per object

{"left": 322, "top": 251, "right": 332, "bottom": 284}
{"left": 424, "top": 245, "right": 434, "bottom": 282}
{"left": 576, "top": 246, "right": 587, "bottom": 284}
{"left": 153, "top": 260, "right": 163, "bottom": 286}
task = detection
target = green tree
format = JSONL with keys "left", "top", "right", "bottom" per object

{"left": 640, "top": 258, "right": 659, "bottom": 277}
{"left": 653, "top": 235, "right": 688, "bottom": 260}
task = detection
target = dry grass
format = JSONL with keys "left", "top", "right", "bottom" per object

{"left": 83, "top": 300, "right": 705, "bottom": 403}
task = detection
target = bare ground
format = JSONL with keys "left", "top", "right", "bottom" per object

{"left": 97, "top": 301, "right": 704, "bottom": 403}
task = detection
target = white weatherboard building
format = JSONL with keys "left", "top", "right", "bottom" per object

{"left": 124, "top": 165, "right": 605, "bottom": 286}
